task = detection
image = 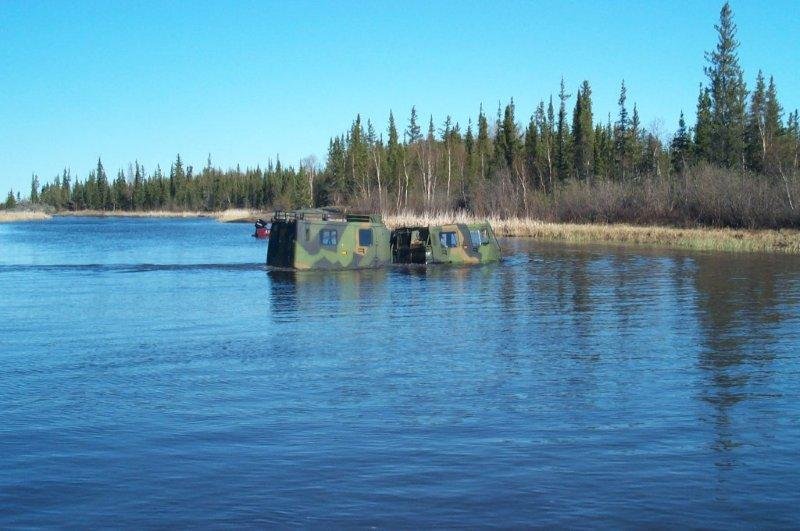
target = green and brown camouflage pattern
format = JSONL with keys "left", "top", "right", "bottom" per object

{"left": 267, "top": 210, "right": 391, "bottom": 270}
{"left": 392, "top": 222, "right": 501, "bottom": 265}
{"left": 266, "top": 209, "right": 501, "bottom": 270}
{"left": 427, "top": 222, "right": 501, "bottom": 264}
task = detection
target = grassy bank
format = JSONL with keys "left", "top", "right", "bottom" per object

{"left": 213, "top": 208, "right": 267, "bottom": 223}
{"left": 50, "top": 208, "right": 264, "bottom": 222}
{"left": 0, "top": 210, "right": 52, "bottom": 222}
{"left": 385, "top": 212, "right": 800, "bottom": 254}
{"left": 54, "top": 209, "right": 216, "bottom": 219}
{"left": 1, "top": 207, "right": 263, "bottom": 222}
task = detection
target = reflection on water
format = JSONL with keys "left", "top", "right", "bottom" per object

{"left": 1, "top": 219, "right": 800, "bottom": 527}
{"left": 693, "top": 254, "right": 792, "bottom": 469}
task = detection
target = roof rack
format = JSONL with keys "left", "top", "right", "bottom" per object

{"left": 272, "top": 209, "right": 344, "bottom": 222}
{"left": 345, "top": 214, "right": 375, "bottom": 222}
{"left": 272, "top": 209, "right": 382, "bottom": 224}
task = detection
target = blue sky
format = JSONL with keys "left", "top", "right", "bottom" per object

{"left": 1, "top": 0, "right": 798, "bottom": 196}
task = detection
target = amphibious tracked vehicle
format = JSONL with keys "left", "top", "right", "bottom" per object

{"left": 266, "top": 209, "right": 501, "bottom": 270}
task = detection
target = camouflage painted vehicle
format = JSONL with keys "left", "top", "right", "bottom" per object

{"left": 266, "top": 209, "right": 501, "bottom": 270}
{"left": 390, "top": 222, "right": 501, "bottom": 265}
{"left": 266, "top": 209, "right": 391, "bottom": 270}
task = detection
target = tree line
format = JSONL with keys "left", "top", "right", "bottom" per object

{"left": 11, "top": 2, "right": 800, "bottom": 227}
{"left": 313, "top": 2, "right": 798, "bottom": 216}
{"left": 31, "top": 155, "right": 312, "bottom": 212}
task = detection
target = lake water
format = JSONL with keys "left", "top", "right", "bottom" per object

{"left": 1, "top": 217, "right": 799, "bottom": 527}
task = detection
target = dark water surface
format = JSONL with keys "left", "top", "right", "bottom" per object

{"left": 2, "top": 217, "right": 799, "bottom": 527}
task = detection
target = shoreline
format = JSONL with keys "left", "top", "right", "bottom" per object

{"left": 0, "top": 208, "right": 253, "bottom": 222}
{"left": 3, "top": 208, "right": 799, "bottom": 254}
{"left": 54, "top": 209, "right": 218, "bottom": 219}
{"left": 385, "top": 213, "right": 800, "bottom": 254}
{"left": 0, "top": 210, "right": 52, "bottom": 222}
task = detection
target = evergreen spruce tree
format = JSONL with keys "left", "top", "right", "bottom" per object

{"left": 476, "top": 104, "right": 491, "bottom": 180}
{"left": 133, "top": 161, "right": 145, "bottom": 209}
{"left": 694, "top": 85, "right": 713, "bottom": 162}
{"left": 745, "top": 70, "right": 766, "bottom": 172}
{"left": 86, "top": 170, "right": 98, "bottom": 209}
{"left": 787, "top": 110, "right": 800, "bottom": 170}
{"left": 5, "top": 189, "right": 16, "bottom": 209}
{"left": 764, "top": 75, "right": 783, "bottom": 172}
{"left": 524, "top": 114, "right": 539, "bottom": 188}
{"left": 614, "top": 80, "right": 630, "bottom": 180}
{"left": 406, "top": 106, "right": 422, "bottom": 143}
{"left": 494, "top": 99, "right": 520, "bottom": 170}
{"left": 464, "top": 119, "right": 475, "bottom": 167}
{"left": 631, "top": 104, "right": 641, "bottom": 172}
{"left": 96, "top": 157, "right": 110, "bottom": 209}
{"left": 30, "top": 174, "right": 40, "bottom": 203}
{"left": 592, "top": 123, "right": 609, "bottom": 179}
{"left": 348, "top": 115, "right": 369, "bottom": 196}
{"left": 532, "top": 102, "right": 547, "bottom": 186}
{"left": 324, "top": 136, "right": 347, "bottom": 203}
{"left": 292, "top": 166, "right": 313, "bottom": 208}
{"left": 705, "top": 1, "right": 748, "bottom": 167}
{"left": 170, "top": 154, "right": 186, "bottom": 207}
{"left": 572, "top": 80, "right": 594, "bottom": 181}
{"left": 463, "top": 119, "right": 475, "bottom": 199}
{"left": 545, "top": 98, "right": 556, "bottom": 185}
{"left": 113, "top": 169, "right": 127, "bottom": 210}
{"left": 556, "top": 78, "right": 572, "bottom": 180}
{"left": 62, "top": 169, "right": 71, "bottom": 206}
{"left": 386, "top": 111, "right": 401, "bottom": 200}
{"left": 670, "top": 111, "right": 691, "bottom": 174}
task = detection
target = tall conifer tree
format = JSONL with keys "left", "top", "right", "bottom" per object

{"left": 694, "top": 85, "right": 713, "bottom": 161}
{"left": 745, "top": 70, "right": 766, "bottom": 172}
{"left": 572, "top": 80, "right": 594, "bottom": 180}
{"left": 705, "top": 1, "right": 748, "bottom": 167}
{"left": 614, "top": 80, "right": 630, "bottom": 180}
{"left": 671, "top": 111, "right": 691, "bottom": 174}
{"left": 556, "top": 78, "right": 572, "bottom": 180}
{"left": 476, "top": 104, "right": 491, "bottom": 180}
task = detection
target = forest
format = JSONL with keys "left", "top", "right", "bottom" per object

{"left": 9, "top": 2, "right": 800, "bottom": 229}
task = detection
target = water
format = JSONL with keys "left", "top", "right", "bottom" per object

{"left": 2, "top": 217, "right": 799, "bottom": 527}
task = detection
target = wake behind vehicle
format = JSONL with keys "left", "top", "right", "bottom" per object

{"left": 266, "top": 208, "right": 501, "bottom": 270}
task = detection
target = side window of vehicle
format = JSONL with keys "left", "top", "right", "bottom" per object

{"left": 470, "top": 229, "right": 481, "bottom": 248}
{"left": 320, "top": 229, "right": 338, "bottom": 246}
{"left": 439, "top": 231, "right": 459, "bottom": 248}
{"left": 358, "top": 228, "right": 373, "bottom": 246}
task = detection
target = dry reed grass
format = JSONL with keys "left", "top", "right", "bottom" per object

{"left": 0, "top": 211, "right": 52, "bottom": 222}
{"left": 213, "top": 208, "right": 269, "bottom": 223}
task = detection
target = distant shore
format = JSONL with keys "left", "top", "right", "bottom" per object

{"left": 0, "top": 208, "right": 252, "bottom": 223}
{"left": 3, "top": 208, "right": 800, "bottom": 254}
{"left": 55, "top": 209, "right": 218, "bottom": 219}
{"left": 0, "top": 210, "right": 52, "bottom": 222}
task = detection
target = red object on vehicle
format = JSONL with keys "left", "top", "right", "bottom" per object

{"left": 254, "top": 226, "right": 269, "bottom": 239}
